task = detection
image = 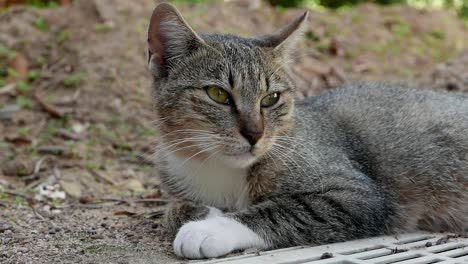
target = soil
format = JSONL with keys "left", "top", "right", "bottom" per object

{"left": 0, "top": 0, "right": 467, "bottom": 263}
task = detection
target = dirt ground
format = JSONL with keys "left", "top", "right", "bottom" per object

{"left": 0, "top": 0, "right": 467, "bottom": 263}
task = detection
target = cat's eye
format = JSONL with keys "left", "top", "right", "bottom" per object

{"left": 261, "top": 92, "right": 280, "bottom": 107}
{"left": 205, "top": 86, "right": 231, "bottom": 105}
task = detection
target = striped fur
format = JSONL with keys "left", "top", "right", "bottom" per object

{"left": 147, "top": 3, "right": 468, "bottom": 259}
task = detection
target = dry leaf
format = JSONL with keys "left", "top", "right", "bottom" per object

{"left": 8, "top": 53, "right": 28, "bottom": 81}
{"left": 59, "top": 180, "right": 81, "bottom": 198}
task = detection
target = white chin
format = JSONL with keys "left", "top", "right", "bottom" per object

{"left": 218, "top": 153, "right": 258, "bottom": 168}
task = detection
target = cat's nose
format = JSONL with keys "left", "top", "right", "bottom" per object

{"left": 240, "top": 129, "right": 262, "bottom": 146}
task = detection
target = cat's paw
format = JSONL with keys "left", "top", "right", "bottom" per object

{"left": 173, "top": 216, "right": 266, "bottom": 259}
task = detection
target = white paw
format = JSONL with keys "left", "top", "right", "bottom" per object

{"left": 173, "top": 216, "right": 267, "bottom": 259}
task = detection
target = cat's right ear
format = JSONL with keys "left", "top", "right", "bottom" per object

{"left": 147, "top": 3, "right": 205, "bottom": 78}
{"left": 255, "top": 11, "right": 309, "bottom": 63}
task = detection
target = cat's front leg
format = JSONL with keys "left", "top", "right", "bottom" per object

{"left": 173, "top": 211, "right": 267, "bottom": 259}
{"left": 173, "top": 186, "right": 389, "bottom": 259}
{"left": 164, "top": 200, "right": 223, "bottom": 238}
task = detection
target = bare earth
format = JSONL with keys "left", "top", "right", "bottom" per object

{"left": 0, "top": 0, "right": 467, "bottom": 263}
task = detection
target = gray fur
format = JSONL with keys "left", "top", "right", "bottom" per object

{"left": 148, "top": 3, "right": 468, "bottom": 255}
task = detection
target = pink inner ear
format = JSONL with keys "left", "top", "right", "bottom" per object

{"left": 148, "top": 10, "right": 169, "bottom": 66}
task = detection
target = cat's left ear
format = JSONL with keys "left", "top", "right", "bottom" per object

{"left": 147, "top": 3, "right": 206, "bottom": 78}
{"left": 255, "top": 11, "right": 309, "bottom": 62}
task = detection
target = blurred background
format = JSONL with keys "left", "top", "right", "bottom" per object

{"left": 0, "top": 0, "right": 467, "bottom": 262}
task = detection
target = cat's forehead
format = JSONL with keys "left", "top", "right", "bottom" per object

{"left": 204, "top": 36, "right": 274, "bottom": 90}
{"left": 169, "top": 34, "right": 283, "bottom": 96}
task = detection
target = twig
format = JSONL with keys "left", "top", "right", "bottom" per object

{"left": 0, "top": 83, "right": 16, "bottom": 95}
{"left": 38, "top": 145, "right": 65, "bottom": 155}
{"left": 55, "top": 128, "right": 82, "bottom": 140}
{"left": 22, "top": 156, "right": 50, "bottom": 181}
{"left": 100, "top": 197, "right": 129, "bottom": 204}
{"left": 88, "top": 169, "right": 116, "bottom": 185}
{"left": 33, "top": 93, "right": 64, "bottom": 118}
{"left": 134, "top": 198, "right": 170, "bottom": 205}
{"left": 0, "top": 104, "right": 20, "bottom": 120}
{"left": 76, "top": 201, "right": 121, "bottom": 209}
{"left": 2, "top": 190, "right": 27, "bottom": 199}
{"left": 26, "top": 198, "right": 46, "bottom": 221}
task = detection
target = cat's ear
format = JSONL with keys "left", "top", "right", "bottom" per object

{"left": 147, "top": 3, "right": 205, "bottom": 78}
{"left": 256, "top": 11, "right": 309, "bottom": 62}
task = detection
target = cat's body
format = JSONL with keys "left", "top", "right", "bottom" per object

{"left": 147, "top": 3, "right": 468, "bottom": 259}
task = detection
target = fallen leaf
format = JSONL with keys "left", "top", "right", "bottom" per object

{"left": 7, "top": 52, "right": 28, "bottom": 81}
{"left": 59, "top": 180, "right": 81, "bottom": 198}
{"left": 4, "top": 135, "right": 31, "bottom": 146}
{"left": 79, "top": 195, "right": 93, "bottom": 204}
{"left": 117, "top": 179, "right": 144, "bottom": 193}
{"left": 114, "top": 210, "right": 138, "bottom": 216}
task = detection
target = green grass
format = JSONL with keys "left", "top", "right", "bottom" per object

{"left": 33, "top": 17, "right": 49, "bottom": 32}
{"left": 17, "top": 127, "right": 31, "bottom": 137}
{"left": 16, "top": 80, "right": 29, "bottom": 94}
{"left": 56, "top": 30, "right": 71, "bottom": 44}
{"left": 0, "top": 141, "right": 8, "bottom": 149}
{"left": 63, "top": 71, "right": 87, "bottom": 87}
{"left": 0, "top": 44, "right": 17, "bottom": 59}
{"left": 7, "top": 68, "right": 19, "bottom": 79}
{"left": 95, "top": 23, "right": 113, "bottom": 33}
{"left": 16, "top": 96, "right": 33, "bottom": 109}
{"left": 391, "top": 21, "right": 410, "bottom": 37}
{"left": 26, "top": 0, "right": 59, "bottom": 9}
{"left": 27, "top": 70, "right": 40, "bottom": 81}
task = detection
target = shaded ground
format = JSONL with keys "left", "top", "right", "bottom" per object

{"left": 0, "top": 0, "right": 467, "bottom": 263}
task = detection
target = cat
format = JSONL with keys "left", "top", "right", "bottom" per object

{"left": 147, "top": 3, "right": 468, "bottom": 259}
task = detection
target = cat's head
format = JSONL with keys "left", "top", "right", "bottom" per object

{"left": 148, "top": 3, "right": 308, "bottom": 168}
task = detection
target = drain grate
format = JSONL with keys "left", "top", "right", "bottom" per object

{"left": 198, "top": 233, "right": 468, "bottom": 264}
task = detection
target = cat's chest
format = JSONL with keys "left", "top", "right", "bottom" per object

{"left": 165, "top": 154, "right": 250, "bottom": 210}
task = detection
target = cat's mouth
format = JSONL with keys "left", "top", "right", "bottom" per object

{"left": 220, "top": 152, "right": 257, "bottom": 168}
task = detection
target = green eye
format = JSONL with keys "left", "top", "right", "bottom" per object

{"left": 206, "top": 86, "right": 231, "bottom": 105}
{"left": 261, "top": 92, "right": 280, "bottom": 107}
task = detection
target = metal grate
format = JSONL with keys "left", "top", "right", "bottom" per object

{"left": 198, "top": 233, "right": 468, "bottom": 264}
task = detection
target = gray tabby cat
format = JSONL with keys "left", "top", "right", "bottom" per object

{"left": 147, "top": 3, "right": 468, "bottom": 259}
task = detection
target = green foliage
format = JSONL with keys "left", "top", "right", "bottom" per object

{"left": 0, "top": 141, "right": 7, "bottom": 150}
{"left": 0, "top": 44, "right": 17, "bottom": 59}
{"left": 27, "top": 70, "right": 40, "bottom": 81}
{"left": 16, "top": 96, "right": 33, "bottom": 109}
{"left": 33, "top": 17, "right": 49, "bottom": 32}
{"left": 270, "top": 0, "right": 407, "bottom": 8}
{"left": 268, "top": 0, "right": 468, "bottom": 20}
{"left": 63, "top": 71, "right": 87, "bottom": 87}
{"left": 269, "top": 0, "right": 304, "bottom": 7}
{"left": 56, "top": 30, "right": 71, "bottom": 44}
{"left": 95, "top": 23, "right": 113, "bottom": 33}
{"left": 7, "top": 68, "right": 18, "bottom": 78}
{"left": 26, "top": 0, "right": 59, "bottom": 8}
{"left": 16, "top": 80, "right": 29, "bottom": 94}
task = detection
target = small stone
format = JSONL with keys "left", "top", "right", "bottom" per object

{"left": 2, "top": 154, "right": 34, "bottom": 176}
{"left": 17, "top": 247, "right": 28, "bottom": 253}
{"left": 4, "top": 230, "right": 13, "bottom": 236}
{"left": 320, "top": 252, "right": 334, "bottom": 259}
{"left": 79, "top": 196, "right": 93, "bottom": 204}
{"left": 100, "top": 223, "right": 107, "bottom": 228}
{"left": 0, "top": 225, "right": 11, "bottom": 232}
{"left": 425, "top": 242, "right": 433, "bottom": 247}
